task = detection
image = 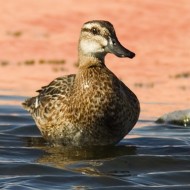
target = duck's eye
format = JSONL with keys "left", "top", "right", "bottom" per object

{"left": 91, "top": 27, "right": 99, "bottom": 35}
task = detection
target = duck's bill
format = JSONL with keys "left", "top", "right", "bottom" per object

{"left": 107, "top": 37, "right": 135, "bottom": 59}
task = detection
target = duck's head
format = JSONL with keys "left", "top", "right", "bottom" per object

{"left": 79, "top": 20, "right": 135, "bottom": 60}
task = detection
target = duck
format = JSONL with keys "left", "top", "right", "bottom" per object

{"left": 22, "top": 20, "right": 140, "bottom": 146}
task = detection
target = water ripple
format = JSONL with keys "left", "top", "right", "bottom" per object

{"left": 0, "top": 95, "right": 190, "bottom": 189}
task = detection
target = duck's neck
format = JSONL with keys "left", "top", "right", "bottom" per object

{"left": 78, "top": 53, "right": 106, "bottom": 69}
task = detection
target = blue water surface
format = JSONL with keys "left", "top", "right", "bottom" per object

{"left": 0, "top": 95, "right": 190, "bottom": 190}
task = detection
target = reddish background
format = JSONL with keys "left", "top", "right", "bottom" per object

{"left": 0, "top": 0, "right": 189, "bottom": 119}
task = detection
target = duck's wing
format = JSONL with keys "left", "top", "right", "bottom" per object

{"left": 22, "top": 74, "right": 76, "bottom": 114}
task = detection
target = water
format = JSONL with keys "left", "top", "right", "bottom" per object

{"left": 0, "top": 95, "right": 190, "bottom": 190}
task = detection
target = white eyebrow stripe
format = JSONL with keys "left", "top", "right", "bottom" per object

{"left": 84, "top": 23, "right": 100, "bottom": 29}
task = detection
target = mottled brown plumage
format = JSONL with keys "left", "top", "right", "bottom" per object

{"left": 23, "top": 20, "right": 140, "bottom": 146}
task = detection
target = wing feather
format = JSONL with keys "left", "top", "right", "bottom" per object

{"left": 22, "top": 74, "right": 76, "bottom": 114}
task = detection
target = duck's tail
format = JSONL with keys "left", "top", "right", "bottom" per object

{"left": 22, "top": 97, "right": 38, "bottom": 113}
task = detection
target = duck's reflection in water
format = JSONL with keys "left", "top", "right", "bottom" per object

{"left": 25, "top": 136, "right": 136, "bottom": 176}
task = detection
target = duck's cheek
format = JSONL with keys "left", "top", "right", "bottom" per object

{"left": 80, "top": 40, "right": 99, "bottom": 54}
{"left": 80, "top": 39, "right": 108, "bottom": 54}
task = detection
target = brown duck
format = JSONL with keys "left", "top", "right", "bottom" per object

{"left": 23, "top": 20, "right": 140, "bottom": 146}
